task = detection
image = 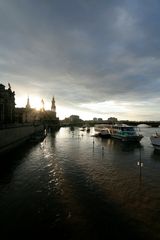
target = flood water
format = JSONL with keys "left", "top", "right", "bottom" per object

{"left": 0, "top": 127, "right": 160, "bottom": 239}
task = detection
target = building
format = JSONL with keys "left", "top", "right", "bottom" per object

{"left": 0, "top": 83, "right": 15, "bottom": 124}
{"left": 69, "top": 115, "right": 80, "bottom": 122}
{"left": 15, "top": 97, "right": 40, "bottom": 123}
{"left": 97, "top": 118, "right": 103, "bottom": 122}
{"left": 0, "top": 82, "right": 59, "bottom": 128}
{"left": 51, "top": 96, "right": 56, "bottom": 117}
{"left": 93, "top": 118, "right": 103, "bottom": 122}
{"left": 107, "top": 117, "right": 118, "bottom": 123}
{"left": 0, "top": 85, "right": 44, "bottom": 154}
{"left": 93, "top": 118, "right": 97, "bottom": 121}
{"left": 39, "top": 97, "right": 60, "bottom": 129}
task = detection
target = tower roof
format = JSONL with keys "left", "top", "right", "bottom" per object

{"left": 26, "top": 96, "right": 31, "bottom": 109}
{"left": 51, "top": 96, "right": 56, "bottom": 111}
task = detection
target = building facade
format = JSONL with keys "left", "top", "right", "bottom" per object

{"left": 0, "top": 83, "right": 15, "bottom": 124}
{"left": 0, "top": 83, "right": 59, "bottom": 129}
{"left": 40, "top": 97, "right": 59, "bottom": 129}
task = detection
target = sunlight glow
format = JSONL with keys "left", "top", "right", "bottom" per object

{"left": 15, "top": 95, "right": 51, "bottom": 110}
{"left": 30, "top": 96, "right": 42, "bottom": 110}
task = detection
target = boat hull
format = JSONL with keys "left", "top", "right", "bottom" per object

{"left": 94, "top": 124, "right": 143, "bottom": 142}
{"left": 106, "top": 124, "right": 143, "bottom": 142}
{"left": 94, "top": 124, "right": 111, "bottom": 138}
{"left": 112, "top": 134, "right": 143, "bottom": 142}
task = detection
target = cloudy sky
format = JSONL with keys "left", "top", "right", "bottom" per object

{"left": 0, "top": 0, "right": 160, "bottom": 120}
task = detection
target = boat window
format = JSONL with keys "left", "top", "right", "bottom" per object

{"left": 122, "top": 127, "right": 134, "bottom": 131}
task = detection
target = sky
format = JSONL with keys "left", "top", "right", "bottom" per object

{"left": 0, "top": 0, "right": 160, "bottom": 120}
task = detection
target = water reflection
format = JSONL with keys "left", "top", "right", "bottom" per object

{"left": 100, "top": 138, "right": 143, "bottom": 152}
{"left": 0, "top": 127, "right": 160, "bottom": 239}
{"left": 151, "top": 149, "right": 160, "bottom": 160}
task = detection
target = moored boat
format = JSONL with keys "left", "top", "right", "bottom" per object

{"left": 150, "top": 133, "right": 160, "bottom": 150}
{"left": 108, "top": 124, "right": 143, "bottom": 142}
{"left": 86, "top": 127, "right": 90, "bottom": 132}
{"left": 94, "top": 124, "right": 111, "bottom": 138}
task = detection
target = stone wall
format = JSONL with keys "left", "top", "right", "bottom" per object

{"left": 0, "top": 124, "right": 44, "bottom": 154}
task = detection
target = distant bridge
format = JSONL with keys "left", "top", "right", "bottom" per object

{"left": 98, "top": 120, "right": 160, "bottom": 127}
{"left": 118, "top": 120, "right": 160, "bottom": 127}
{"left": 84, "top": 120, "right": 160, "bottom": 127}
{"left": 60, "top": 120, "right": 160, "bottom": 128}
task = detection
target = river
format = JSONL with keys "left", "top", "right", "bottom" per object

{"left": 0, "top": 127, "right": 160, "bottom": 239}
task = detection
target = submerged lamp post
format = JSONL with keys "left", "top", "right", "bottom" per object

{"left": 137, "top": 147, "right": 143, "bottom": 180}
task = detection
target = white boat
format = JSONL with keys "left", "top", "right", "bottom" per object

{"left": 108, "top": 124, "right": 143, "bottom": 142}
{"left": 94, "top": 124, "right": 111, "bottom": 138}
{"left": 150, "top": 133, "right": 160, "bottom": 150}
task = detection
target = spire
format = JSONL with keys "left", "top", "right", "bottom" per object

{"left": 26, "top": 96, "right": 31, "bottom": 109}
{"left": 41, "top": 98, "right": 45, "bottom": 111}
{"left": 8, "top": 83, "right": 11, "bottom": 90}
{"left": 51, "top": 96, "right": 56, "bottom": 112}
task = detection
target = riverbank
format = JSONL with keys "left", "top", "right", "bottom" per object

{"left": 0, "top": 123, "right": 44, "bottom": 154}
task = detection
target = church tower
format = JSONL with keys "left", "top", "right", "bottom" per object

{"left": 41, "top": 99, "right": 45, "bottom": 112}
{"left": 26, "top": 96, "right": 31, "bottom": 109}
{"left": 51, "top": 96, "right": 56, "bottom": 118}
{"left": 51, "top": 97, "right": 56, "bottom": 112}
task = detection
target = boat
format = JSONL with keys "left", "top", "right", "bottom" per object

{"left": 108, "top": 124, "right": 143, "bottom": 142}
{"left": 94, "top": 124, "right": 111, "bottom": 138}
{"left": 150, "top": 133, "right": 160, "bottom": 150}
{"left": 80, "top": 125, "right": 86, "bottom": 131}
{"left": 86, "top": 127, "right": 90, "bottom": 132}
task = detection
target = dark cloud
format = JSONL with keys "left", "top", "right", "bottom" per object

{"left": 0, "top": 0, "right": 160, "bottom": 119}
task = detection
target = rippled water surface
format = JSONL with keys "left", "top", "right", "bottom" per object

{"left": 0, "top": 127, "right": 160, "bottom": 239}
